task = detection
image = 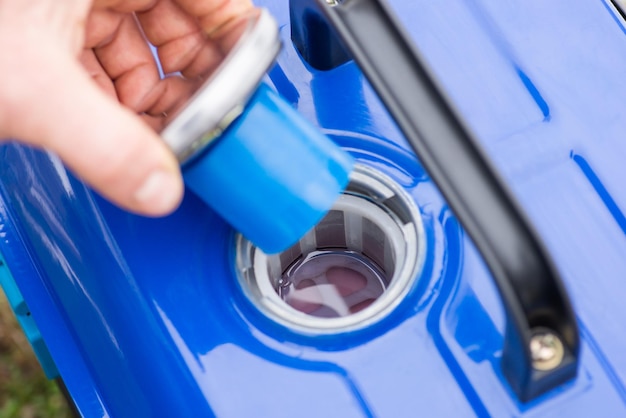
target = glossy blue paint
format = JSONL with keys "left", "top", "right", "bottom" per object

{"left": 1, "top": 0, "right": 626, "bottom": 416}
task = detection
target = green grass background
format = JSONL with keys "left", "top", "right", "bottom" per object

{"left": 0, "top": 292, "right": 71, "bottom": 418}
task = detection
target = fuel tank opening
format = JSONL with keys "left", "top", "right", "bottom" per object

{"left": 235, "top": 164, "right": 425, "bottom": 334}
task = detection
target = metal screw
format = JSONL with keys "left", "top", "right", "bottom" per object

{"left": 530, "top": 329, "right": 565, "bottom": 371}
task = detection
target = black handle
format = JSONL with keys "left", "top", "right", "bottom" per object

{"left": 290, "top": 0, "right": 580, "bottom": 402}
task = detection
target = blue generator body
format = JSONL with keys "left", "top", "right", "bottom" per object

{"left": 2, "top": 0, "right": 626, "bottom": 416}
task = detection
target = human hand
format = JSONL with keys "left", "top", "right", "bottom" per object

{"left": 0, "top": 0, "right": 254, "bottom": 216}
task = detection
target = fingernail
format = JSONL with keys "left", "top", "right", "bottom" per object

{"left": 134, "top": 170, "right": 182, "bottom": 215}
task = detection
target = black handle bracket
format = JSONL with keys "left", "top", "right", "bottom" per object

{"left": 290, "top": 0, "right": 580, "bottom": 402}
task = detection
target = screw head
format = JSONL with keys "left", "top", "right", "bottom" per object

{"left": 530, "top": 329, "right": 565, "bottom": 371}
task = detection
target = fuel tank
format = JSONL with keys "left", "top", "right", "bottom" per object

{"left": 1, "top": 0, "right": 626, "bottom": 416}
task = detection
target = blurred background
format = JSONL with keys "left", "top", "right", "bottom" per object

{"left": 0, "top": 293, "right": 71, "bottom": 417}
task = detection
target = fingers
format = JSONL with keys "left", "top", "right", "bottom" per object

{"left": 59, "top": 0, "right": 259, "bottom": 215}
{"left": 173, "top": 0, "right": 254, "bottom": 36}
{"left": 95, "top": 0, "right": 255, "bottom": 34}
{"left": 92, "top": 13, "right": 162, "bottom": 109}
{"left": 88, "top": 10, "right": 197, "bottom": 124}
{"left": 20, "top": 53, "right": 183, "bottom": 216}
{"left": 88, "top": 0, "right": 261, "bottom": 115}
{"left": 135, "top": 0, "right": 224, "bottom": 78}
{"left": 93, "top": 0, "right": 158, "bottom": 13}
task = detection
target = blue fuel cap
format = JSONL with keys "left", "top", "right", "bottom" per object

{"left": 182, "top": 83, "right": 354, "bottom": 254}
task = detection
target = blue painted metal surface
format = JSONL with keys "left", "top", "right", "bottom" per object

{"left": 1, "top": 0, "right": 626, "bottom": 416}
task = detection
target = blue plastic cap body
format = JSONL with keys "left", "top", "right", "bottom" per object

{"left": 182, "top": 83, "right": 354, "bottom": 254}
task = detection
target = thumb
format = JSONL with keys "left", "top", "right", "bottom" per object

{"left": 9, "top": 51, "right": 184, "bottom": 217}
